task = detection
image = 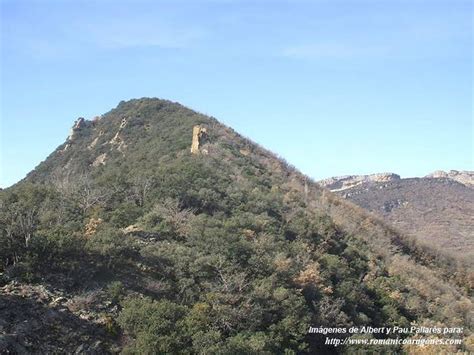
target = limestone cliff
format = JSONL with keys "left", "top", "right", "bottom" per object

{"left": 425, "top": 170, "right": 473, "bottom": 187}
{"left": 318, "top": 173, "right": 401, "bottom": 191}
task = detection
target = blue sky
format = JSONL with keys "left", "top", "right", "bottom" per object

{"left": 1, "top": 0, "right": 472, "bottom": 187}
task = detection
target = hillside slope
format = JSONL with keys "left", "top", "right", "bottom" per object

{"left": 1, "top": 98, "right": 472, "bottom": 354}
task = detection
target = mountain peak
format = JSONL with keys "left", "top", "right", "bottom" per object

{"left": 27, "top": 98, "right": 219, "bottom": 183}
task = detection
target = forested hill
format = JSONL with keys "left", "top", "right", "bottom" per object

{"left": 1, "top": 98, "right": 472, "bottom": 353}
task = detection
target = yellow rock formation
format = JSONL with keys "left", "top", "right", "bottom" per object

{"left": 190, "top": 125, "right": 208, "bottom": 154}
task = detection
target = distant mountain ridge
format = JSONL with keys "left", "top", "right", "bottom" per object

{"left": 425, "top": 170, "right": 474, "bottom": 187}
{"left": 319, "top": 171, "right": 474, "bottom": 258}
{"left": 318, "top": 173, "right": 401, "bottom": 191}
{"left": 318, "top": 170, "right": 473, "bottom": 191}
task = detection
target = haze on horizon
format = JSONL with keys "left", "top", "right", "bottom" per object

{"left": 1, "top": 0, "right": 472, "bottom": 188}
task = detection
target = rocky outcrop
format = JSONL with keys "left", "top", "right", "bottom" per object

{"left": 85, "top": 217, "right": 103, "bottom": 237}
{"left": 426, "top": 170, "right": 473, "bottom": 187}
{"left": 318, "top": 173, "right": 401, "bottom": 191}
{"left": 190, "top": 125, "right": 208, "bottom": 154}
{"left": 88, "top": 130, "right": 104, "bottom": 150}
{"left": 62, "top": 117, "right": 92, "bottom": 152}
{"left": 67, "top": 117, "right": 89, "bottom": 141}
{"left": 122, "top": 224, "right": 143, "bottom": 234}
{"left": 109, "top": 117, "right": 128, "bottom": 152}
{"left": 92, "top": 153, "right": 107, "bottom": 167}
{"left": 122, "top": 224, "right": 160, "bottom": 242}
{"left": 239, "top": 148, "right": 250, "bottom": 156}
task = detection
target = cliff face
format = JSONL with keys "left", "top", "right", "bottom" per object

{"left": 318, "top": 173, "right": 401, "bottom": 191}
{"left": 425, "top": 170, "right": 474, "bottom": 187}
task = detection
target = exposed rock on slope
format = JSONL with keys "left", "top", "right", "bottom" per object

{"left": 190, "top": 125, "right": 208, "bottom": 154}
{"left": 0, "top": 282, "right": 119, "bottom": 354}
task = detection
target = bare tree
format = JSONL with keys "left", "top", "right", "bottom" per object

{"left": 129, "top": 175, "right": 154, "bottom": 207}
{"left": 51, "top": 171, "right": 109, "bottom": 214}
{"left": 151, "top": 198, "right": 195, "bottom": 238}
{"left": 0, "top": 201, "right": 38, "bottom": 265}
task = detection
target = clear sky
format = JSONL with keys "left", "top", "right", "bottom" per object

{"left": 1, "top": 0, "right": 472, "bottom": 188}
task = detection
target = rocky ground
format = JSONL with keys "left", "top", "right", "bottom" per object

{"left": 0, "top": 281, "right": 121, "bottom": 354}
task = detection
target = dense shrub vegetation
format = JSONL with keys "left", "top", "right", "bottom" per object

{"left": 1, "top": 98, "right": 471, "bottom": 353}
